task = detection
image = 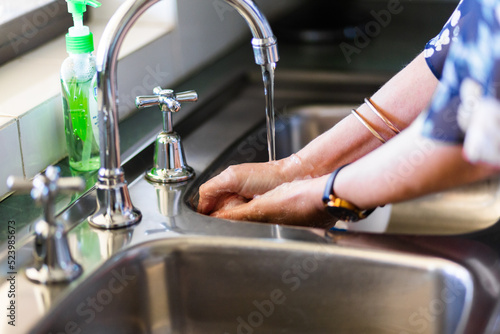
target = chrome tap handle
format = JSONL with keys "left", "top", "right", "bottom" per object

{"left": 7, "top": 166, "right": 85, "bottom": 208}
{"left": 136, "top": 86, "right": 198, "bottom": 132}
{"left": 175, "top": 90, "right": 198, "bottom": 103}
{"left": 135, "top": 94, "right": 180, "bottom": 112}
{"left": 135, "top": 87, "right": 197, "bottom": 183}
{"left": 7, "top": 166, "right": 84, "bottom": 284}
{"left": 56, "top": 178, "right": 87, "bottom": 193}
{"left": 7, "top": 173, "right": 85, "bottom": 195}
{"left": 5, "top": 177, "right": 34, "bottom": 192}
{"left": 134, "top": 95, "right": 164, "bottom": 109}
{"left": 136, "top": 87, "right": 198, "bottom": 113}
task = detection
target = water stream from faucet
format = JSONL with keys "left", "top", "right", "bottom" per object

{"left": 261, "top": 62, "right": 276, "bottom": 161}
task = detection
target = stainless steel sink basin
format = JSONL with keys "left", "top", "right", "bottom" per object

{"left": 189, "top": 101, "right": 500, "bottom": 235}
{"left": 32, "top": 236, "right": 479, "bottom": 334}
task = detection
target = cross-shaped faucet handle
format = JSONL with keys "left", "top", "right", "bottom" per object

{"left": 135, "top": 87, "right": 198, "bottom": 113}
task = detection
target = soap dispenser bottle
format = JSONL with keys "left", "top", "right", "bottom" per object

{"left": 61, "top": 0, "right": 101, "bottom": 171}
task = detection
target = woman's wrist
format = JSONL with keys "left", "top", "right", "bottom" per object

{"left": 278, "top": 153, "right": 316, "bottom": 182}
{"left": 330, "top": 164, "right": 366, "bottom": 210}
{"left": 315, "top": 174, "right": 332, "bottom": 212}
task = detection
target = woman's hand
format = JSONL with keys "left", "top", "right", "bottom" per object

{"left": 210, "top": 175, "right": 336, "bottom": 229}
{"left": 197, "top": 154, "right": 314, "bottom": 215}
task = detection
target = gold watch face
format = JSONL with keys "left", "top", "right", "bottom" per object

{"left": 325, "top": 205, "right": 361, "bottom": 222}
{"left": 325, "top": 195, "right": 360, "bottom": 212}
{"left": 324, "top": 196, "right": 376, "bottom": 222}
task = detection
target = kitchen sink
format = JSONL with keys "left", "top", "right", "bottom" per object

{"left": 188, "top": 100, "right": 500, "bottom": 235}
{"left": 5, "top": 66, "right": 500, "bottom": 334}
{"left": 32, "top": 236, "right": 476, "bottom": 334}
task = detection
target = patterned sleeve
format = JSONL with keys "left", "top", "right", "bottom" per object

{"left": 422, "top": 0, "right": 500, "bottom": 167}
{"left": 423, "top": 0, "right": 469, "bottom": 80}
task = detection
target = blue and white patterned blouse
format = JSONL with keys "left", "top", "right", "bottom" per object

{"left": 423, "top": 0, "right": 500, "bottom": 166}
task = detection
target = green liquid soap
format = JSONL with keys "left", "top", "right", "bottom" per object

{"left": 61, "top": 0, "right": 102, "bottom": 172}
{"left": 61, "top": 55, "right": 100, "bottom": 172}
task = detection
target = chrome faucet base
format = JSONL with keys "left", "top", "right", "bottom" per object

{"left": 145, "top": 131, "right": 195, "bottom": 184}
{"left": 26, "top": 221, "right": 82, "bottom": 284}
{"left": 136, "top": 88, "right": 197, "bottom": 184}
{"left": 88, "top": 171, "right": 142, "bottom": 229}
{"left": 88, "top": 205, "right": 141, "bottom": 229}
{"left": 146, "top": 166, "right": 195, "bottom": 184}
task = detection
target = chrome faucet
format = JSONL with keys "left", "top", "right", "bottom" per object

{"left": 7, "top": 166, "right": 84, "bottom": 284}
{"left": 89, "top": 0, "right": 279, "bottom": 229}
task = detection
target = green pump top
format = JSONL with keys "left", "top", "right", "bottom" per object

{"left": 65, "top": 0, "right": 101, "bottom": 54}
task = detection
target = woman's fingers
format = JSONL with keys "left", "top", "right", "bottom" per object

{"left": 198, "top": 166, "right": 241, "bottom": 214}
{"left": 198, "top": 162, "right": 283, "bottom": 214}
{"left": 210, "top": 176, "right": 334, "bottom": 228}
{"left": 198, "top": 155, "right": 312, "bottom": 215}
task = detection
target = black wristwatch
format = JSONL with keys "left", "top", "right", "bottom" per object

{"left": 322, "top": 164, "right": 375, "bottom": 222}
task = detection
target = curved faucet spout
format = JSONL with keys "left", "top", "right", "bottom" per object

{"left": 224, "top": 0, "right": 279, "bottom": 65}
{"left": 89, "top": 0, "right": 279, "bottom": 229}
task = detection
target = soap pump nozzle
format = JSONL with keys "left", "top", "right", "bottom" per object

{"left": 66, "top": 0, "right": 101, "bottom": 36}
{"left": 65, "top": 0, "right": 101, "bottom": 53}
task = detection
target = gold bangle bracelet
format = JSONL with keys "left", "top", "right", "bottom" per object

{"left": 364, "top": 98, "right": 401, "bottom": 134}
{"left": 351, "top": 109, "right": 386, "bottom": 143}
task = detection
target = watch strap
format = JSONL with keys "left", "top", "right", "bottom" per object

{"left": 322, "top": 164, "right": 376, "bottom": 222}
{"left": 322, "top": 164, "right": 349, "bottom": 204}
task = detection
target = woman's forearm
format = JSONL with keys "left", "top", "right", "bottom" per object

{"left": 293, "top": 52, "right": 439, "bottom": 178}
{"left": 199, "top": 52, "right": 442, "bottom": 216}
{"left": 333, "top": 121, "right": 499, "bottom": 209}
